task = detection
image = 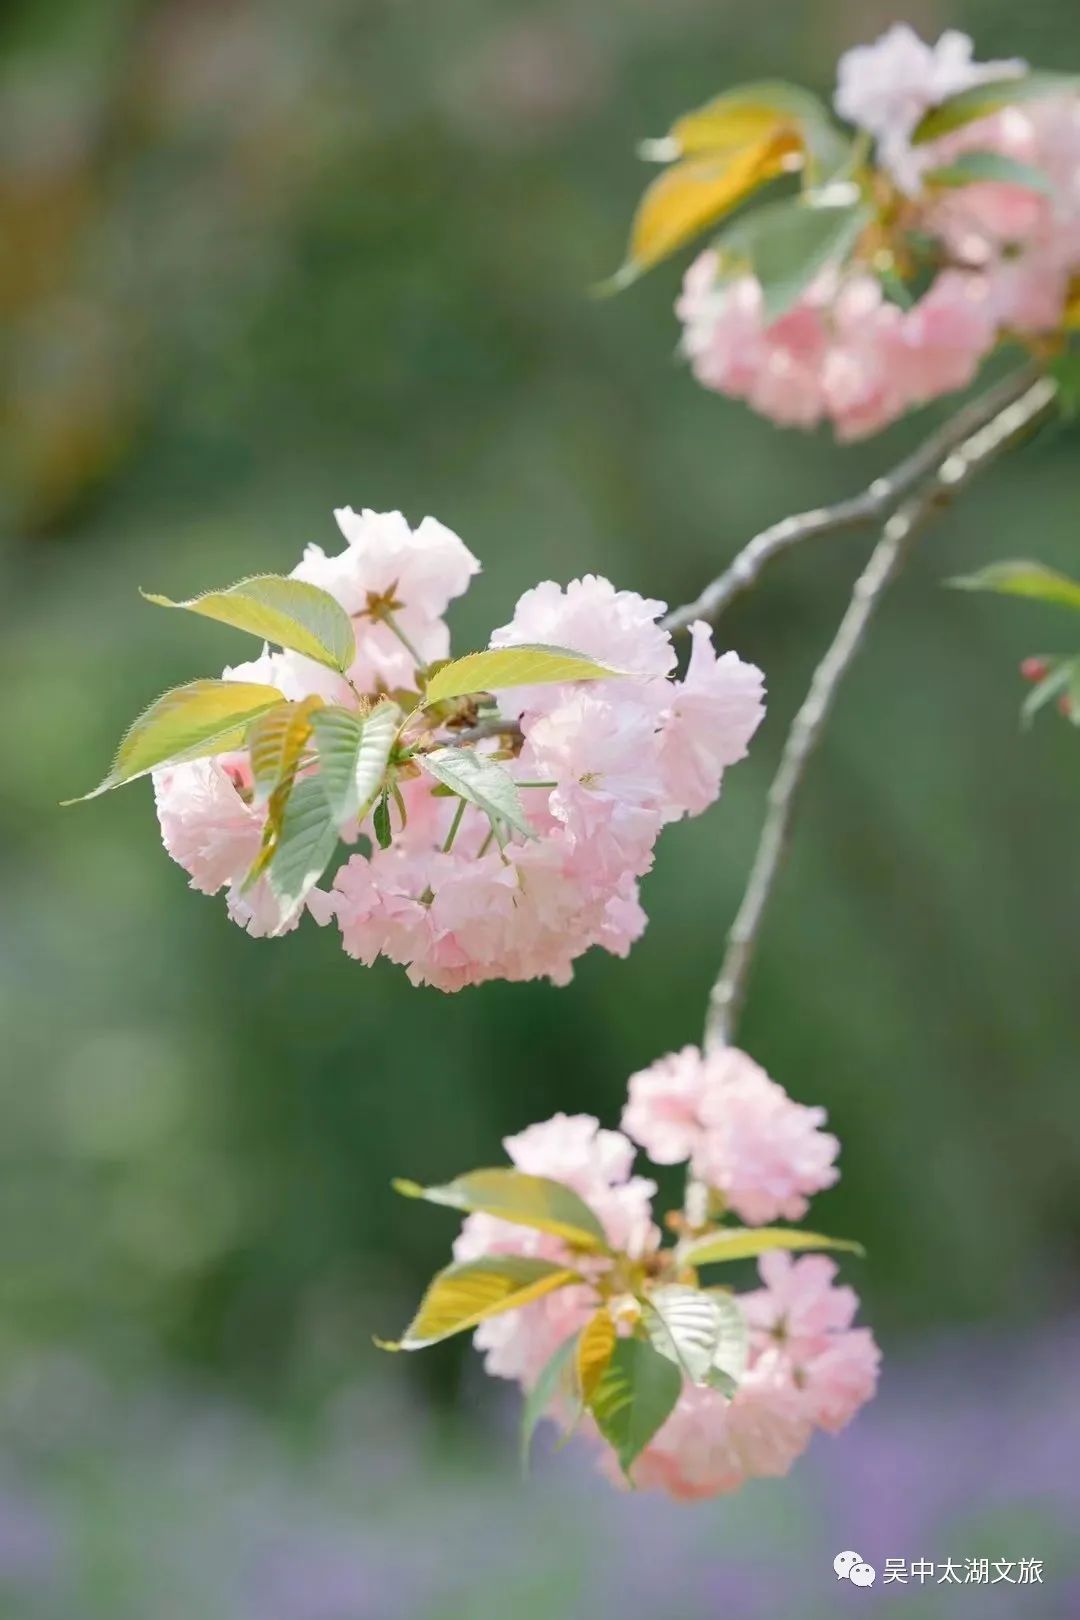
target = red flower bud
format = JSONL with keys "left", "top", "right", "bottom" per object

{"left": 1020, "top": 657, "right": 1050, "bottom": 683}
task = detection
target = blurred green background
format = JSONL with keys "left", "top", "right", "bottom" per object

{"left": 1, "top": 0, "right": 1077, "bottom": 1615}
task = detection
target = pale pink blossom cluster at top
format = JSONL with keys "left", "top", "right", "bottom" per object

{"left": 678, "top": 26, "right": 1080, "bottom": 439}
{"left": 153, "top": 507, "right": 765, "bottom": 989}
{"left": 457, "top": 1050, "right": 878, "bottom": 1501}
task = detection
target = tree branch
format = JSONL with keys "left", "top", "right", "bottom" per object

{"left": 662, "top": 366, "right": 1044, "bottom": 635}
{"left": 704, "top": 373, "right": 1058, "bottom": 1051}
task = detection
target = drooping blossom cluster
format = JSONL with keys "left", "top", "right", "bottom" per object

{"left": 440, "top": 1048, "right": 878, "bottom": 1500}
{"left": 152, "top": 507, "right": 765, "bottom": 988}
{"left": 625, "top": 1249, "right": 881, "bottom": 1499}
{"left": 622, "top": 1044, "right": 840, "bottom": 1224}
{"left": 676, "top": 26, "right": 1080, "bottom": 438}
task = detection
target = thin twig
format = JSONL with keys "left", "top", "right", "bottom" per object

{"left": 447, "top": 715, "right": 525, "bottom": 746}
{"left": 704, "top": 373, "right": 1057, "bottom": 1051}
{"left": 662, "top": 366, "right": 1042, "bottom": 634}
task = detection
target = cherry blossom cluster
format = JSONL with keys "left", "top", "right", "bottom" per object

{"left": 445, "top": 1047, "right": 878, "bottom": 1500}
{"left": 153, "top": 507, "right": 765, "bottom": 989}
{"left": 677, "top": 26, "right": 1080, "bottom": 438}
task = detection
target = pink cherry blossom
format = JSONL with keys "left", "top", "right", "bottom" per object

{"left": 834, "top": 25, "right": 1025, "bottom": 193}
{"left": 741, "top": 1252, "right": 881, "bottom": 1433}
{"left": 434, "top": 1072, "right": 875, "bottom": 1497}
{"left": 153, "top": 758, "right": 305, "bottom": 938}
{"left": 153, "top": 759, "right": 262, "bottom": 898}
{"left": 292, "top": 507, "right": 479, "bottom": 692}
{"left": 801, "top": 1328, "right": 882, "bottom": 1433}
{"left": 620, "top": 1044, "right": 710, "bottom": 1165}
{"left": 623, "top": 1045, "right": 839, "bottom": 1224}
{"left": 153, "top": 513, "right": 764, "bottom": 988}
{"left": 490, "top": 574, "right": 676, "bottom": 694}
{"left": 741, "top": 1251, "right": 859, "bottom": 1360}
{"left": 658, "top": 621, "right": 766, "bottom": 817}
{"left": 922, "top": 97, "right": 1080, "bottom": 333}
{"left": 625, "top": 1353, "right": 812, "bottom": 1500}
{"left": 525, "top": 689, "right": 667, "bottom": 874}
{"left": 678, "top": 257, "right": 1003, "bottom": 441}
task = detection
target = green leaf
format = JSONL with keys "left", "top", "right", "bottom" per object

{"left": 913, "top": 71, "right": 1079, "bottom": 144}
{"left": 716, "top": 189, "right": 871, "bottom": 322}
{"left": 378, "top": 1257, "right": 582, "bottom": 1351}
{"left": 643, "top": 1284, "right": 747, "bottom": 1387}
{"left": 682, "top": 1226, "right": 864, "bottom": 1268}
{"left": 923, "top": 151, "right": 1054, "bottom": 194}
{"left": 703, "top": 1291, "right": 748, "bottom": 1388}
{"left": 66, "top": 679, "right": 285, "bottom": 801}
{"left": 247, "top": 696, "right": 323, "bottom": 808}
{"left": 142, "top": 575, "right": 356, "bottom": 673}
{"left": 308, "top": 707, "right": 363, "bottom": 822}
{"left": 418, "top": 748, "right": 536, "bottom": 843}
{"left": 1050, "top": 347, "right": 1080, "bottom": 416}
{"left": 266, "top": 776, "right": 339, "bottom": 921}
{"left": 520, "top": 1332, "right": 579, "bottom": 1473}
{"left": 422, "top": 645, "right": 622, "bottom": 707}
{"left": 589, "top": 1337, "right": 683, "bottom": 1481}
{"left": 949, "top": 561, "right": 1080, "bottom": 612}
{"left": 372, "top": 792, "right": 392, "bottom": 850}
{"left": 392, "top": 1168, "right": 610, "bottom": 1251}
{"left": 309, "top": 700, "right": 400, "bottom": 825}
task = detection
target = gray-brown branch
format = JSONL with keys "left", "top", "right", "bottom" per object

{"left": 704, "top": 372, "right": 1058, "bottom": 1051}
{"left": 662, "top": 366, "right": 1044, "bottom": 635}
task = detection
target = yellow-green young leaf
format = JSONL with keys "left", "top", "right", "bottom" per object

{"left": 576, "top": 1307, "right": 617, "bottom": 1403}
{"left": 643, "top": 1284, "right": 747, "bottom": 1386}
{"left": 248, "top": 696, "right": 323, "bottom": 808}
{"left": 520, "top": 1332, "right": 579, "bottom": 1472}
{"left": 392, "top": 1168, "right": 610, "bottom": 1251}
{"left": 682, "top": 1227, "right": 864, "bottom": 1269}
{"left": 949, "top": 560, "right": 1080, "bottom": 612}
{"left": 67, "top": 679, "right": 285, "bottom": 801}
{"left": 913, "top": 71, "right": 1079, "bottom": 144}
{"left": 422, "top": 645, "right": 621, "bottom": 707}
{"left": 379, "top": 1257, "right": 582, "bottom": 1351}
{"left": 418, "top": 749, "right": 535, "bottom": 842}
{"left": 142, "top": 575, "right": 356, "bottom": 673}
{"left": 666, "top": 90, "right": 795, "bottom": 156}
{"left": 923, "top": 151, "right": 1053, "bottom": 194}
{"left": 309, "top": 700, "right": 400, "bottom": 825}
{"left": 611, "top": 134, "right": 801, "bottom": 288}
{"left": 665, "top": 81, "right": 849, "bottom": 180}
{"left": 589, "top": 1337, "right": 682, "bottom": 1481}
{"left": 266, "top": 776, "right": 339, "bottom": 921}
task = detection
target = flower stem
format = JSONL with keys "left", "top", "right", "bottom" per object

{"left": 442, "top": 796, "right": 467, "bottom": 853}
{"left": 380, "top": 608, "right": 426, "bottom": 672}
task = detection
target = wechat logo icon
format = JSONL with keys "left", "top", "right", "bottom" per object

{"left": 834, "top": 1551, "right": 876, "bottom": 1588}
